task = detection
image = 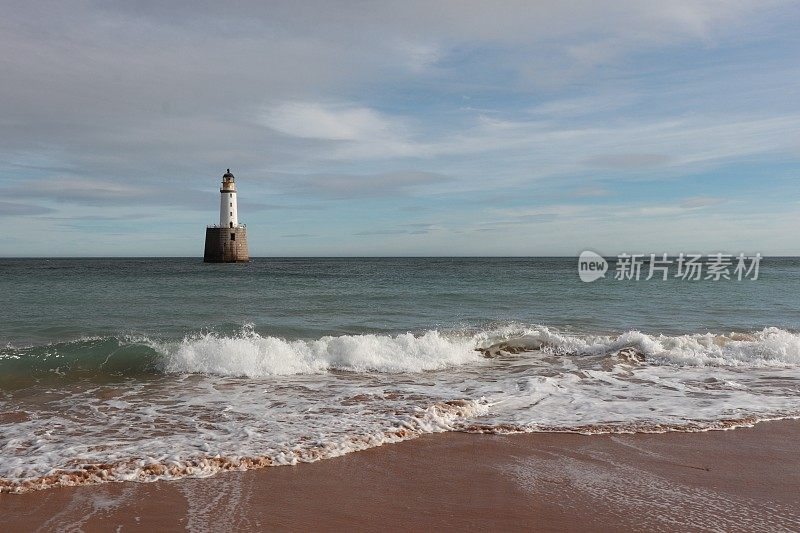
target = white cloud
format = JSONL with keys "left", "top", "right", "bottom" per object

{"left": 260, "top": 101, "right": 434, "bottom": 159}
{"left": 574, "top": 186, "right": 611, "bottom": 198}
{"left": 396, "top": 41, "right": 442, "bottom": 73}
{"left": 258, "top": 101, "right": 800, "bottom": 187}
{"left": 681, "top": 196, "right": 726, "bottom": 208}
{"left": 262, "top": 102, "right": 398, "bottom": 141}
{"left": 582, "top": 153, "right": 673, "bottom": 169}
{"left": 529, "top": 93, "right": 638, "bottom": 117}
{"left": 267, "top": 171, "right": 449, "bottom": 199}
{"left": 21, "top": 178, "right": 146, "bottom": 201}
{"left": 1, "top": 0, "right": 798, "bottom": 255}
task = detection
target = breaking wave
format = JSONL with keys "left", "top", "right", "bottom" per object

{"left": 3, "top": 325, "right": 800, "bottom": 385}
{"left": 160, "top": 327, "right": 482, "bottom": 376}
{"left": 3, "top": 324, "right": 800, "bottom": 494}
{"left": 477, "top": 326, "right": 800, "bottom": 367}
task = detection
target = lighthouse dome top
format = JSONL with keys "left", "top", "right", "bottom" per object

{"left": 222, "top": 168, "right": 234, "bottom": 180}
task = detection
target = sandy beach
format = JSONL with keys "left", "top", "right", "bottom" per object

{"left": 3, "top": 420, "right": 798, "bottom": 531}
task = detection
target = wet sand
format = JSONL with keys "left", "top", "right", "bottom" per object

{"left": 2, "top": 420, "right": 799, "bottom": 531}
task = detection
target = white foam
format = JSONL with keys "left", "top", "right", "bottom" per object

{"left": 158, "top": 326, "right": 800, "bottom": 380}
{"left": 2, "top": 325, "right": 800, "bottom": 493}
{"left": 492, "top": 326, "right": 800, "bottom": 367}
{"left": 159, "top": 328, "right": 483, "bottom": 376}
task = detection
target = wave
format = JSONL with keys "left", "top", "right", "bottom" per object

{"left": 2, "top": 402, "right": 797, "bottom": 494}
{"left": 0, "top": 336, "right": 161, "bottom": 388}
{"left": 480, "top": 326, "right": 800, "bottom": 367}
{"left": 0, "top": 399, "right": 491, "bottom": 494}
{"left": 3, "top": 326, "right": 800, "bottom": 386}
{"left": 3, "top": 324, "right": 800, "bottom": 495}
{"left": 161, "top": 326, "right": 800, "bottom": 378}
{"left": 158, "top": 326, "right": 482, "bottom": 376}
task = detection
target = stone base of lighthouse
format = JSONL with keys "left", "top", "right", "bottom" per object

{"left": 204, "top": 227, "right": 250, "bottom": 263}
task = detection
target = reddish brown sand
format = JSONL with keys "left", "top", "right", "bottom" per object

{"left": 2, "top": 420, "right": 799, "bottom": 532}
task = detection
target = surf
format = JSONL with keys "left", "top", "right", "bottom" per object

{"left": 2, "top": 323, "right": 800, "bottom": 494}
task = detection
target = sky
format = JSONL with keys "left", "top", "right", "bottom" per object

{"left": 1, "top": 0, "right": 799, "bottom": 257}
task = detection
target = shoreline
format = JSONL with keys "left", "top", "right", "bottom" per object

{"left": 3, "top": 420, "right": 799, "bottom": 531}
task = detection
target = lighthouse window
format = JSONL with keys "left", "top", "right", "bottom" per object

{"left": 229, "top": 194, "right": 233, "bottom": 198}
{"left": 230, "top": 233, "right": 236, "bottom": 241}
{"left": 229, "top": 202, "right": 232, "bottom": 207}
{"left": 230, "top": 211, "right": 233, "bottom": 216}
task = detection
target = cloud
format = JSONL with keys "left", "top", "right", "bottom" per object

{"left": 581, "top": 153, "right": 673, "bottom": 169}
{"left": 0, "top": 1, "right": 798, "bottom": 255}
{"left": 478, "top": 205, "right": 584, "bottom": 228}
{"left": 681, "top": 196, "right": 726, "bottom": 208}
{"left": 573, "top": 186, "right": 611, "bottom": 198}
{"left": 0, "top": 201, "right": 55, "bottom": 216}
{"left": 486, "top": 197, "right": 729, "bottom": 227}
{"left": 0, "top": 2, "right": 792, "bottom": 174}
{"left": 396, "top": 41, "right": 442, "bottom": 73}
{"left": 353, "top": 222, "right": 441, "bottom": 236}
{"left": 4, "top": 177, "right": 213, "bottom": 208}
{"left": 478, "top": 214, "right": 560, "bottom": 227}
{"left": 260, "top": 101, "right": 425, "bottom": 159}
{"left": 257, "top": 99, "right": 800, "bottom": 177}
{"left": 263, "top": 102, "right": 399, "bottom": 142}
{"left": 529, "top": 94, "right": 637, "bottom": 117}
{"left": 43, "top": 214, "right": 149, "bottom": 221}
{"left": 626, "top": 206, "right": 697, "bottom": 217}
{"left": 353, "top": 229, "right": 409, "bottom": 236}
{"left": 13, "top": 178, "right": 147, "bottom": 203}
{"left": 238, "top": 200, "right": 307, "bottom": 212}
{"left": 2, "top": 1, "right": 781, "bottom": 169}
{"left": 268, "top": 171, "right": 449, "bottom": 199}
{"left": 617, "top": 198, "right": 731, "bottom": 218}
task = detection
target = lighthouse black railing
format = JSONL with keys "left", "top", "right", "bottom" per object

{"left": 207, "top": 223, "right": 247, "bottom": 229}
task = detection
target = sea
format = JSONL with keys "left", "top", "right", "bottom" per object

{"left": 1, "top": 257, "right": 799, "bottom": 493}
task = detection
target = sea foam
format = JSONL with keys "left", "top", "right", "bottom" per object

{"left": 2, "top": 324, "right": 800, "bottom": 494}
{"left": 159, "top": 328, "right": 482, "bottom": 376}
{"left": 156, "top": 326, "right": 800, "bottom": 379}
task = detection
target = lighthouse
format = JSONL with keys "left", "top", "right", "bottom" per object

{"left": 219, "top": 168, "right": 239, "bottom": 229}
{"left": 203, "top": 169, "right": 250, "bottom": 263}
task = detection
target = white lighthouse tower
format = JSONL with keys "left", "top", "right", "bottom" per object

{"left": 220, "top": 169, "right": 239, "bottom": 228}
{"left": 204, "top": 168, "right": 249, "bottom": 262}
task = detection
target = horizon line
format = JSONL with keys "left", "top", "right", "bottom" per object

{"left": 1, "top": 255, "right": 797, "bottom": 260}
